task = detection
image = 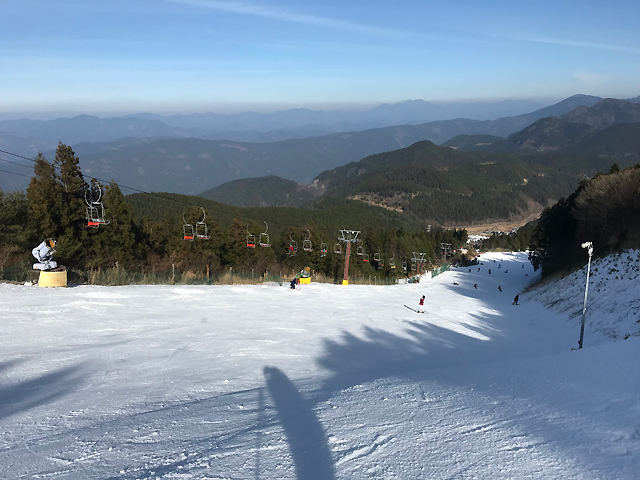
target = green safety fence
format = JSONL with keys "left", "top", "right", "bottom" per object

{"left": 431, "top": 263, "right": 450, "bottom": 278}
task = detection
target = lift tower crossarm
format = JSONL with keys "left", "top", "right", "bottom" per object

{"left": 411, "top": 252, "right": 427, "bottom": 275}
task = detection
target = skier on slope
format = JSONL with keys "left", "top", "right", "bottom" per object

{"left": 498, "top": 285, "right": 502, "bottom": 292}
{"left": 418, "top": 295, "right": 425, "bottom": 313}
{"left": 289, "top": 278, "right": 296, "bottom": 289}
{"left": 513, "top": 295, "right": 519, "bottom": 305}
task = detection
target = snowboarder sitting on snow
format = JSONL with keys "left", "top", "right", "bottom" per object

{"left": 289, "top": 278, "right": 296, "bottom": 289}
{"left": 474, "top": 283, "right": 478, "bottom": 289}
{"left": 513, "top": 295, "right": 519, "bottom": 305}
{"left": 418, "top": 295, "right": 425, "bottom": 313}
{"left": 453, "top": 281, "right": 459, "bottom": 285}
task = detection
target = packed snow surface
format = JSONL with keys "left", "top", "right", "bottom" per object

{"left": 0, "top": 252, "right": 639, "bottom": 479}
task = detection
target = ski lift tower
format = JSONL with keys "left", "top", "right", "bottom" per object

{"left": 338, "top": 229, "right": 360, "bottom": 285}
{"left": 440, "top": 243, "right": 452, "bottom": 262}
{"left": 411, "top": 252, "right": 427, "bottom": 275}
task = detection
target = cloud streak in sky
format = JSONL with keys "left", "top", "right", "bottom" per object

{"left": 505, "top": 34, "right": 640, "bottom": 54}
{"left": 168, "top": 0, "right": 403, "bottom": 38}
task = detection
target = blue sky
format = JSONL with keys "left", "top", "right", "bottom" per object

{"left": 2, "top": 0, "right": 639, "bottom": 115}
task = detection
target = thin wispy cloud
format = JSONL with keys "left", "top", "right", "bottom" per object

{"left": 502, "top": 34, "right": 640, "bottom": 54}
{"left": 168, "top": 0, "right": 403, "bottom": 38}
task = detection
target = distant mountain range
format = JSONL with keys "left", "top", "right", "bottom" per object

{"left": 201, "top": 137, "right": 636, "bottom": 225}
{"left": 1, "top": 94, "right": 637, "bottom": 196}
{"left": 198, "top": 176, "right": 319, "bottom": 208}
{"left": 444, "top": 99, "right": 640, "bottom": 154}
{"left": 0, "top": 98, "right": 549, "bottom": 154}
{"left": 200, "top": 97, "right": 640, "bottom": 224}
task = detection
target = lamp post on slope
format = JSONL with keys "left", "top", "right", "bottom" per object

{"left": 578, "top": 242, "right": 593, "bottom": 349}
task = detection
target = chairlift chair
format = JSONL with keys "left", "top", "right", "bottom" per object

{"left": 390, "top": 257, "right": 396, "bottom": 269}
{"left": 182, "top": 214, "right": 194, "bottom": 241}
{"left": 195, "top": 207, "right": 210, "bottom": 240}
{"left": 259, "top": 221, "right": 270, "bottom": 247}
{"left": 303, "top": 230, "right": 312, "bottom": 252}
{"left": 320, "top": 242, "right": 328, "bottom": 257}
{"left": 402, "top": 260, "right": 407, "bottom": 272}
{"left": 411, "top": 261, "right": 417, "bottom": 272}
{"left": 84, "top": 189, "right": 110, "bottom": 228}
{"left": 246, "top": 226, "right": 256, "bottom": 248}
{"left": 373, "top": 251, "right": 381, "bottom": 262}
{"left": 288, "top": 233, "right": 298, "bottom": 255}
{"left": 334, "top": 241, "right": 342, "bottom": 255}
{"left": 363, "top": 253, "right": 369, "bottom": 262}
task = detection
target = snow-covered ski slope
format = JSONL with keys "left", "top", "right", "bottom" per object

{"left": 529, "top": 249, "right": 640, "bottom": 344}
{"left": 0, "top": 252, "right": 638, "bottom": 479}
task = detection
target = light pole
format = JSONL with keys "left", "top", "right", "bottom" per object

{"left": 578, "top": 241, "right": 593, "bottom": 349}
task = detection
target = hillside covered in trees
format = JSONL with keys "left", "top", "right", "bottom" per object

{"left": 312, "top": 139, "right": 636, "bottom": 225}
{"left": 0, "top": 144, "right": 467, "bottom": 284}
{"left": 529, "top": 163, "right": 640, "bottom": 276}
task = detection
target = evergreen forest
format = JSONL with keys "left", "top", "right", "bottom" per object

{"left": 0, "top": 144, "right": 469, "bottom": 284}
{"left": 529, "top": 163, "right": 640, "bottom": 276}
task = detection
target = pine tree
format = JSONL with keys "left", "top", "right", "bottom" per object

{"left": 26, "top": 152, "right": 61, "bottom": 243}
{"left": 52, "top": 143, "right": 88, "bottom": 264}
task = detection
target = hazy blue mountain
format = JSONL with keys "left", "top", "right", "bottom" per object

{"left": 508, "top": 118, "right": 597, "bottom": 151}
{"left": 0, "top": 115, "right": 200, "bottom": 149}
{"left": 198, "top": 176, "right": 318, "bottom": 207}
{"left": 0, "top": 132, "right": 54, "bottom": 191}
{"left": 443, "top": 99, "right": 640, "bottom": 154}
{"left": 0, "top": 94, "right": 619, "bottom": 195}
{"left": 561, "top": 98, "right": 640, "bottom": 129}
{"left": 134, "top": 99, "right": 549, "bottom": 133}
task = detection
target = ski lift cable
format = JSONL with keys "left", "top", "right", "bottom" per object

{"left": 1, "top": 149, "right": 386, "bottom": 246}
{"left": 0, "top": 156, "right": 36, "bottom": 171}
{"left": 0, "top": 167, "right": 33, "bottom": 179}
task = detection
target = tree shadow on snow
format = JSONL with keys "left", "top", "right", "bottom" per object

{"left": 0, "top": 360, "right": 86, "bottom": 420}
{"left": 316, "top": 316, "right": 505, "bottom": 397}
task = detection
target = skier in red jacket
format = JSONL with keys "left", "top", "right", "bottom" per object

{"left": 418, "top": 295, "right": 425, "bottom": 313}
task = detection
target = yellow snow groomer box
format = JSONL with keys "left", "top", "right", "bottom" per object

{"left": 38, "top": 270, "right": 68, "bottom": 287}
